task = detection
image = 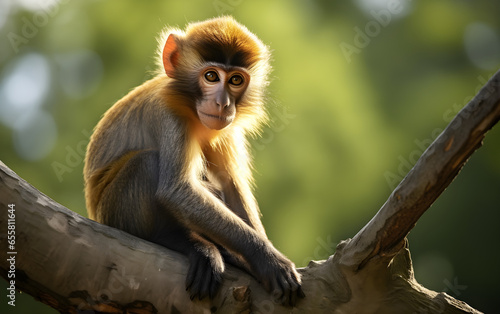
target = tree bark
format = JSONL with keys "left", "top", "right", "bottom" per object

{"left": 1, "top": 70, "right": 498, "bottom": 313}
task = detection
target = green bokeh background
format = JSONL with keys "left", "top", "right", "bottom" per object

{"left": 1, "top": 0, "right": 499, "bottom": 313}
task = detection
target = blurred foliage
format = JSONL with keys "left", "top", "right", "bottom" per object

{"left": 0, "top": 0, "right": 499, "bottom": 312}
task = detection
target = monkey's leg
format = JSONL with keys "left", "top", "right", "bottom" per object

{"left": 96, "top": 150, "right": 160, "bottom": 239}
{"left": 98, "top": 150, "right": 224, "bottom": 300}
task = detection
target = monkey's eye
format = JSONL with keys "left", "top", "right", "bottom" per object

{"left": 229, "top": 74, "right": 244, "bottom": 86}
{"left": 204, "top": 71, "right": 219, "bottom": 82}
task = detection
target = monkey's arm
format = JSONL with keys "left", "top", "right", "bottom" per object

{"left": 159, "top": 176, "right": 303, "bottom": 303}
{"left": 205, "top": 141, "right": 267, "bottom": 237}
{"left": 154, "top": 113, "right": 302, "bottom": 304}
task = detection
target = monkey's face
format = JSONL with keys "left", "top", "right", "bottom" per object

{"left": 196, "top": 66, "right": 250, "bottom": 130}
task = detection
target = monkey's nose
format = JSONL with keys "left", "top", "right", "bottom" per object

{"left": 216, "top": 91, "right": 230, "bottom": 108}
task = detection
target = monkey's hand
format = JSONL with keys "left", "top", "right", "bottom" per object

{"left": 250, "top": 245, "right": 305, "bottom": 306}
{"left": 186, "top": 241, "right": 225, "bottom": 300}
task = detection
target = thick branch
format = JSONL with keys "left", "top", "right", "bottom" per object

{"left": 0, "top": 161, "right": 261, "bottom": 313}
{"left": 340, "top": 70, "right": 500, "bottom": 268}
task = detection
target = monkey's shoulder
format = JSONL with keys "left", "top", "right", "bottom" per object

{"left": 86, "top": 78, "right": 187, "bottom": 167}
{"left": 99, "top": 77, "right": 180, "bottom": 127}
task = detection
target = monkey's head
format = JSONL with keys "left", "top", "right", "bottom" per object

{"left": 158, "top": 16, "right": 271, "bottom": 132}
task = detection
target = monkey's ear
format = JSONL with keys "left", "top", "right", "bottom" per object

{"left": 163, "top": 34, "right": 180, "bottom": 78}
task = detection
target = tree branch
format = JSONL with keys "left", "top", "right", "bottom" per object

{"left": 2, "top": 70, "right": 498, "bottom": 313}
{"left": 340, "top": 70, "right": 500, "bottom": 269}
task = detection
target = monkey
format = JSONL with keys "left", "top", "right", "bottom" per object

{"left": 83, "top": 16, "right": 304, "bottom": 306}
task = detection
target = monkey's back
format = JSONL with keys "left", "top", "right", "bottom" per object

{"left": 83, "top": 76, "right": 172, "bottom": 219}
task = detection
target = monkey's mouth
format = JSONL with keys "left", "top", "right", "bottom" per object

{"left": 198, "top": 111, "right": 234, "bottom": 130}
{"left": 199, "top": 111, "right": 234, "bottom": 123}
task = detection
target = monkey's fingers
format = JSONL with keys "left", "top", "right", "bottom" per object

{"left": 196, "top": 263, "right": 213, "bottom": 300}
{"left": 189, "top": 263, "right": 208, "bottom": 299}
{"left": 186, "top": 261, "right": 202, "bottom": 300}
{"left": 279, "top": 272, "right": 301, "bottom": 306}
{"left": 203, "top": 266, "right": 223, "bottom": 300}
{"left": 287, "top": 278, "right": 305, "bottom": 307}
{"left": 297, "top": 285, "right": 306, "bottom": 298}
{"left": 186, "top": 253, "right": 223, "bottom": 300}
{"left": 186, "top": 253, "right": 208, "bottom": 299}
{"left": 275, "top": 273, "right": 291, "bottom": 305}
{"left": 279, "top": 269, "right": 305, "bottom": 307}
